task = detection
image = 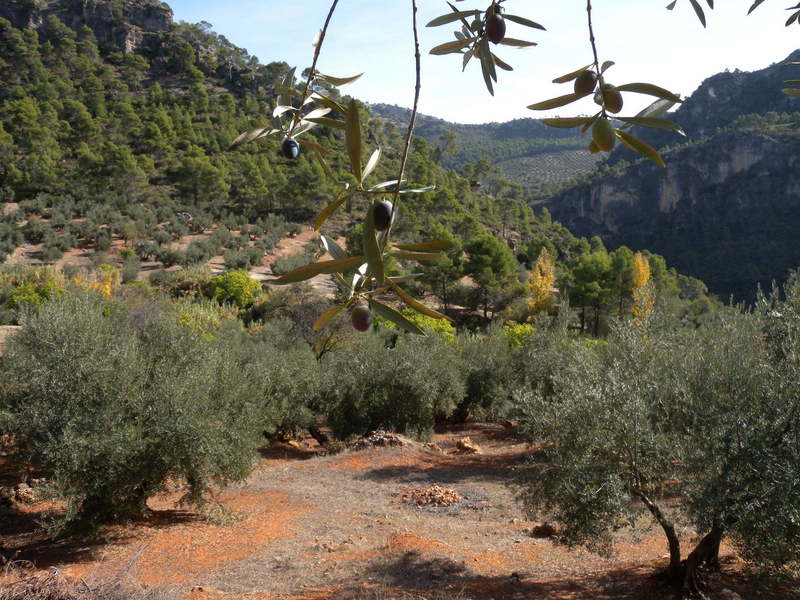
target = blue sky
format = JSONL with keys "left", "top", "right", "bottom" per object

{"left": 166, "top": 0, "right": 800, "bottom": 123}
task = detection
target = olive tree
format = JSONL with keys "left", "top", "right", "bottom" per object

{"left": 514, "top": 301, "right": 800, "bottom": 596}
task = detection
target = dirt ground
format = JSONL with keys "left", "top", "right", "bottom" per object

{"left": 0, "top": 425, "right": 797, "bottom": 600}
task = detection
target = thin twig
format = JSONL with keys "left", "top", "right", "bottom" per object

{"left": 289, "top": 0, "right": 340, "bottom": 133}
{"left": 386, "top": 0, "right": 422, "bottom": 241}
{"left": 586, "top": 0, "right": 606, "bottom": 117}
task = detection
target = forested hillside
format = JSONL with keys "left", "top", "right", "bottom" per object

{"left": 369, "top": 103, "right": 600, "bottom": 196}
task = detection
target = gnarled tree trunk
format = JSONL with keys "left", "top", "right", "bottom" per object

{"left": 681, "top": 523, "right": 724, "bottom": 597}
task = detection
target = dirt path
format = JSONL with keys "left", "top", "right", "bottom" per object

{"left": 3, "top": 424, "right": 790, "bottom": 600}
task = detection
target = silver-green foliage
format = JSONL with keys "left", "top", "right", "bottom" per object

{"left": 321, "top": 333, "right": 465, "bottom": 440}
{"left": 515, "top": 300, "right": 800, "bottom": 572}
{"left": 0, "top": 291, "right": 263, "bottom": 530}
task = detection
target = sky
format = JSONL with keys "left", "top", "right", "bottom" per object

{"left": 165, "top": 0, "right": 800, "bottom": 124}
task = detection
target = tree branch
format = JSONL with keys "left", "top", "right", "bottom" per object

{"left": 386, "top": 0, "right": 422, "bottom": 240}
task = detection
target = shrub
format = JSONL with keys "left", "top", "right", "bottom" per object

{"left": 456, "top": 326, "right": 516, "bottom": 421}
{"left": 380, "top": 306, "right": 456, "bottom": 342}
{"left": 204, "top": 269, "right": 261, "bottom": 308}
{"left": 121, "top": 258, "right": 141, "bottom": 284}
{"left": 321, "top": 333, "right": 464, "bottom": 439}
{"left": 0, "top": 291, "right": 262, "bottom": 530}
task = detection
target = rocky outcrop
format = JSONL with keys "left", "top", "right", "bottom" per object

{"left": 548, "top": 129, "right": 800, "bottom": 300}
{"left": 0, "top": 0, "right": 173, "bottom": 53}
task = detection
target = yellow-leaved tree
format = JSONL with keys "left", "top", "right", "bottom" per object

{"left": 631, "top": 251, "right": 655, "bottom": 320}
{"left": 528, "top": 247, "right": 556, "bottom": 315}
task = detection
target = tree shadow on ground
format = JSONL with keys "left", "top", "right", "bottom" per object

{"left": 357, "top": 449, "right": 532, "bottom": 485}
{"left": 339, "top": 550, "right": 675, "bottom": 600}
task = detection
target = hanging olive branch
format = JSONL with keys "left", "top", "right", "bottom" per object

{"left": 230, "top": 0, "right": 453, "bottom": 335}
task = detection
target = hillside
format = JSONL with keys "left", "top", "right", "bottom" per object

{"left": 369, "top": 103, "right": 601, "bottom": 195}
{"left": 547, "top": 52, "right": 800, "bottom": 301}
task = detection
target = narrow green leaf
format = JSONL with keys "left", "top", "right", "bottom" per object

{"left": 616, "top": 116, "right": 685, "bottom": 135}
{"left": 297, "top": 139, "right": 331, "bottom": 154}
{"left": 394, "top": 239, "right": 454, "bottom": 252}
{"left": 528, "top": 91, "right": 590, "bottom": 111}
{"left": 346, "top": 100, "right": 362, "bottom": 182}
{"left": 302, "top": 107, "right": 332, "bottom": 121}
{"left": 314, "top": 150, "right": 334, "bottom": 181}
{"left": 498, "top": 38, "right": 538, "bottom": 48}
{"left": 392, "top": 251, "right": 442, "bottom": 261}
{"left": 369, "top": 299, "right": 425, "bottom": 335}
{"left": 364, "top": 202, "right": 385, "bottom": 284}
{"left": 463, "top": 47, "right": 475, "bottom": 71}
{"left": 305, "top": 117, "right": 346, "bottom": 129}
{"left": 600, "top": 60, "right": 615, "bottom": 74}
{"left": 787, "top": 10, "right": 800, "bottom": 26}
{"left": 369, "top": 179, "right": 404, "bottom": 191}
{"left": 552, "top": 64, "right": 591, "bottom": 84}
{"left": 782, "top": 88, "right": 800, "bottom": 97}
{"left": 784, "top": 80, "right": 800, "bottom": 85}
{"left": 272, "top": 256, "right": 364, "bottom": 285}
{"left": 273, "top": 105, "right": 296, "bottom": 118}
{"left": 229, "top": 127, "right": 271, "bottom": 148}
{"left": 362, "top": 148, "right": 382, "bottom": 183}
{"left": 541, "top": 117, "right": 592, "bottom": 129}
{"left": 747, "top": 0, "right": 766, "bottom": 14}
{"left": 317, "top": 72, "right": 363, "bottom": 86}
{"left": 320, "top": 235, "right": 347, "bottom": 260}
{"left": 614, "top": 83, "right": 682, "bottom": 103}
{"left": 310, "top": 92, "right": 346, "bottom": 114}
{"left": 313, "top": 303, "right": 347, "bottom": 330}
{"left": 391, "top": 283, "right": 451, "bottom": 321}
{"left": 617, "top": 130, "right": 666, "bottom": 168}
{"left": 492, "top": 53, "right": 513, "bottom": 71}
{"left": 479, "top": 42, "right": 495, "bottom": 94}
{"left": 430, "top": 37, "right": 475, "bottom": 55}
{"left": 503, "top": 14, "right": 546, "bottom": 30}
{"left": 666, "top": 1, "right": 677, "bottom": 10}
{"left": 314, "top": 194, "right": 351, "bottom": 230}
{"left": 688, "top": 0, "right": 707, "bottom": 26}
{"left": 399, "top": 185, "right": 436, "bottom": 194}
{"left": 426, "top": 10, "right": 479, "bottom": 27}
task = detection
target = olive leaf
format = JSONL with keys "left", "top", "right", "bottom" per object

{"left": 426, "top": 10, "right": 479, "bottom": 27}
{"left": 617, "top": 130, "right": 666, "bottom": 168}
{"left": 430, "top": 37, "right": 476, "bottom": 55}
{"left": 528, "top": 91, "right": 591, "bottom": 111}
{"left": 305, "top": 117, "right": 346, "bottom": 129}
{"left": 320, "top": 235, "right": 347, "bottom": 260}
{"left": 391, "top": 282, "right": 451, "bottom": 321}
{"left": 502, "top": 14, "right": 546, "bottom": 30}
{"left": 310, "top": 91, "right": 346, "bottom": 114}
{"left": 313, "top": 303, "right": 347, "bottom": 331}
{"left": 552, "top": 65, "right": 591, "bottom": 84}
{"left": 316, "top": 72, "right": 363, "bottom": 86}
{"left": 394, "top": 239, "right": 454, "bottom": 251}
{"left": 314, "top": 193, "right": 353, "bottom": 230}
{"left": 362, "top": 148, "right": 382, "bottom": 184}
{"left": 614, "top": 83, "right": 682, "bottom": 103}
{"left": 364, "top": 202, "right": 385, "bottom": 284}
{"left": 272, "top": 256, "right": 364, "bottom": 285}
{"left": 368, "top": 299, "right": 425, "bottom": 335}
{"left": 498, "top": 38, "right": 538, "bottom": 48}
{"left": 392, "top": 250, "right": 442, "bottom": 261}
{"left": 542, "top": 117, "right": 593, "bottom": 129}
{"left": 297, "top": 139, "right": 331, "bottom": 154}
{"left": 616, "top": 117, "right": 685, "bottom": 135}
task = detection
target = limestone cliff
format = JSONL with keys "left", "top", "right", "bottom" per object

{"left": 548, "top": 128, "right": 800, "bottom": 299}
{"left": 0, "top": 0, "right": 173, "bottom": 53}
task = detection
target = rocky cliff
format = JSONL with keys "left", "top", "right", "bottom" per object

{"left": 0, "top": 0, "right": 172, "bottom": 53}
{"left": 548, "top": 126, "right": 800, "bottom": 300}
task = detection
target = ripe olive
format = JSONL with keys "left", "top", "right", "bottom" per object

{"left": 485, "top": 13, "right": 506, "bottom": 44}
{"left": 351, "top": 305, "right": 372, "bottom": 332}
{"left": 592, "top": 118, "right": 616, "bottom": 152}
{"left": 282, "top": 137, "right": 300, "bottom": 159}
{"left": 373, "top": 199, "right": 393, "bottom": 231}
{"left": 574, "top": 70, "right": 598, "bottom": 96}
{"left": 601, "top": 85, "right": 623, "bottom": 114}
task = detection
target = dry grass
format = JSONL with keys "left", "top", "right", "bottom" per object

{"left": 0, "top": 561, "right": 174, "bottom": 600}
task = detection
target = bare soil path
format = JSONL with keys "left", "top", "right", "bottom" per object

{"left": 1, "top": 425, "right": 795, "bottom": 600}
